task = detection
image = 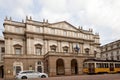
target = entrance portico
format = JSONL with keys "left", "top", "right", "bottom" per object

{"left": 44, "top": 51, "right": 89, "bottom": 76}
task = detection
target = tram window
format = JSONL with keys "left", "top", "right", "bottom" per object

{"left": 96, "top": 63, "right": 98, "bottom": 68}
{"left": 104, "top": 63, "right": 106, "bottom": 68}
{"left": 96, "top": 63, "right": 100, "bottom": 68}
{"left": 103, "top": 63, "right": 105, "bottom": 68}
{"left": 115, "top": 64, "right": 117, "bottom": 68}
{"left": 115, "top": 64, "right": 120, "bottom": 68}
{"left": 106, "top": 63, "right": 108, "bottom": 68}
{"left": 100, "top": 63, "right": 102, "bottom": 68}
{"left": 83, "top": 63, "right": 87, "bottom": 68}
{"left": 118, "top": 64, "right": 120, "bottom": 68}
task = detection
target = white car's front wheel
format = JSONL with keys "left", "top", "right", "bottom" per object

{"left": 21, "top": 76, "right": 27, "bottom": 79}
{"left": 41, "top": 75, "right": 46, "bottom": 78}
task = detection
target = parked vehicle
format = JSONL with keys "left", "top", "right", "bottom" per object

{"left": 15, "top": 70, "right": 48, "bottom": 79}
{"left": 83, "top": 59, "right": 120, "bottom": 74}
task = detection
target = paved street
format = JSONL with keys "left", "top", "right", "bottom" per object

{"left": 0, "top": 74, "right": 120, "bottom": 80}
{"left": 38, "top": 74, "right": 120, "bottom": 80}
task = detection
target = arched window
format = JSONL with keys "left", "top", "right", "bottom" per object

{"left": 13, "top": 44, "right": 22, "bottom": 55}
{"left": 35, "top": 44, "right": 42, "bottom": 55}
{"left": 13, "top": 62, "right": 23, "bottom": 75}
{"left": 50, "top": 45, "right": 57, "bottom": 52}
{"left": 36, "top": 61, "right": 44, "bottom": 73}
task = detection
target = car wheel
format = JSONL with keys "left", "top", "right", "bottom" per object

{"left": 41, "top": 75, "right": 46, "bottom": 78}
{"left": 21, "top": 76, "right": 27, "bottom": 79}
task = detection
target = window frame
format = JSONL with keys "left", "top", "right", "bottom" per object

{"left": 35, "top": 44, "right": 42, "bottom": 55}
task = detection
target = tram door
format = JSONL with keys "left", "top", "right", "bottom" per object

{"left": 88, "top": 63, "right": 95, "bottom": 73}
{"left": 110, "top": 63, "right": 114, "bottom": 71}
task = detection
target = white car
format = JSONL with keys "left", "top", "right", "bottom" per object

{"left": 15, "top": 70, "right": 48, "bottom": 79}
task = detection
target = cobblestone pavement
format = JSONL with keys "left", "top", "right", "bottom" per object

{"left": 0, "top": 73, "right": 120, "bottom": 80}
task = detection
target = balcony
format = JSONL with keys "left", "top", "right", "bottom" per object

{"left": 44, "top": 51, "right": 94, "bottom": 58}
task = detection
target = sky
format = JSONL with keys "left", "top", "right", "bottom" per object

{"left": 0, "top": 0, "right": 120, "bottom": 45}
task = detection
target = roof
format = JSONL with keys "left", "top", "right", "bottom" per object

{"left": 50, "top": 21, "right": 78, "bottom": 30}
{"left": 84, "top": 59, "right": 120, "bottom": 62}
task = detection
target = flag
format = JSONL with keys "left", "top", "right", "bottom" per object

{"left": 74, "top": 44, "right": 80, "bottom": 52}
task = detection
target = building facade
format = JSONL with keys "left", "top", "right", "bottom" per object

{"left": 0, "top": 37, "right": 5, "bottom": 78}
{"left": 101, "top": 40, "right": 120, "bottom": 61}
{"left": 3, "top": 17, "right": 100, "bottom": 79}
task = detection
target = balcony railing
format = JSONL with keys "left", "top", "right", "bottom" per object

{"left": 3, "top": 52, "right": 95, "bottom": 59}
{"left": 44, "top": 51, "right": 94, "bottom": 58}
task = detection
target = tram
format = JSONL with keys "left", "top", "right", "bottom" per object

{"left": 83, "top": 59, "right": 120, "bottom": 74}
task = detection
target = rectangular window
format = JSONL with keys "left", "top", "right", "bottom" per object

{"left": 15, "top": 66, "right": 21, "bottom": 74}
{"left": 1, "top": 47, "right": 5, "bottom": 53}
{"left": 117, "top": 56, "right": 119, "bottom": 60}
{"left": 15, "top": 48, "right": 21, "bottom": 55}
{"left": 36, "top": 48, "right": 42, "bottom": 55}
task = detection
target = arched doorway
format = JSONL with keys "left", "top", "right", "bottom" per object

{"left": 36, "top": 61, "right": 44, "bottom": 73}
{"left": 56, "top": 59, "right": 65, "bottom": 75}
{"left": 0, "top": 65, "right": 4, "bottom": 78}
{"left": 71, "top": 59, "right": 78, "bottom": 75}
{"left": 13, "top": 62, "right": 23, "bottom": 76}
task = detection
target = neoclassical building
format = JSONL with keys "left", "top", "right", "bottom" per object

{"left": 3, "top": 17, "right": 100, "bottom": 79}
{"left": 101, "top": 40, "right": 120, "bottom": 61}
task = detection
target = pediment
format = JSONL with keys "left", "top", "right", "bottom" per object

{"left": 49, "top": 21, "right": 78, "bottom": 31}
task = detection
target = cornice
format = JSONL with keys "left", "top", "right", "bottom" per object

{"left": 3, "top": 20, "right": 25, "bottom": 28}
{"left": 3, "top": 31, "right": 25, "bottom": 36}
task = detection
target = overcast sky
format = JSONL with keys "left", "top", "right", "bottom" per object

{"left": 0, "top": 0, "right": 120, "bottom": 45}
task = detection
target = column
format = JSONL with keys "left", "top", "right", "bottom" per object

{"left": 6, "top": 38, "right": 11, "bottom": 54}
{"left": 49, "top": 57, "right": 56, "bottom": 76}
{"left": 31, "top": 37, "right": 34, "bottom": 55}
{"left": 81, "top": 43, "right": 84, "bottom": 53}
{"left": 10, "top": 38, "right": 13, "bottom": 54}
{"left": 59, "top": 41, "right": 62, "bottom": 52}
{"left": 47, "top": 40, "right": 49, "bottom": 52}
{"left": 78, "top": 58, "right": 84, "bottom": 74}
{"left": 80, "top": 43, "right": 84, "bottom": 53}
{"left": 64, "top": 58, "right": 71, "bottom": 75}
{"left": 44, "top": 40, "right": 47, "bottom": 54}
{"left": 57, "top": 41, "right": 61, "bottom": 52}
{"left": 27, "top": 37, "right": 31, "bottom": 54}
{"left": 90, "top": 44, "right": 94, "bottom": 55}
{"left": 69, "top": 42, "right": 72, "bottom": 52}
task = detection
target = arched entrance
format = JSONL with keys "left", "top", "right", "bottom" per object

{"left": 71, "top": 59, "right": 78, "bottom": 75}
{"left": 0, "top": 65, "right": 4, "bottom": 78}
{"left": 56, "top": 59, "right": 65, "bottom": 75}
{"left": 13, "top": 62, "right": 23, "bottom": 76}
{"left": 36, "top": 61, "right": 44, "bottom": 73}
